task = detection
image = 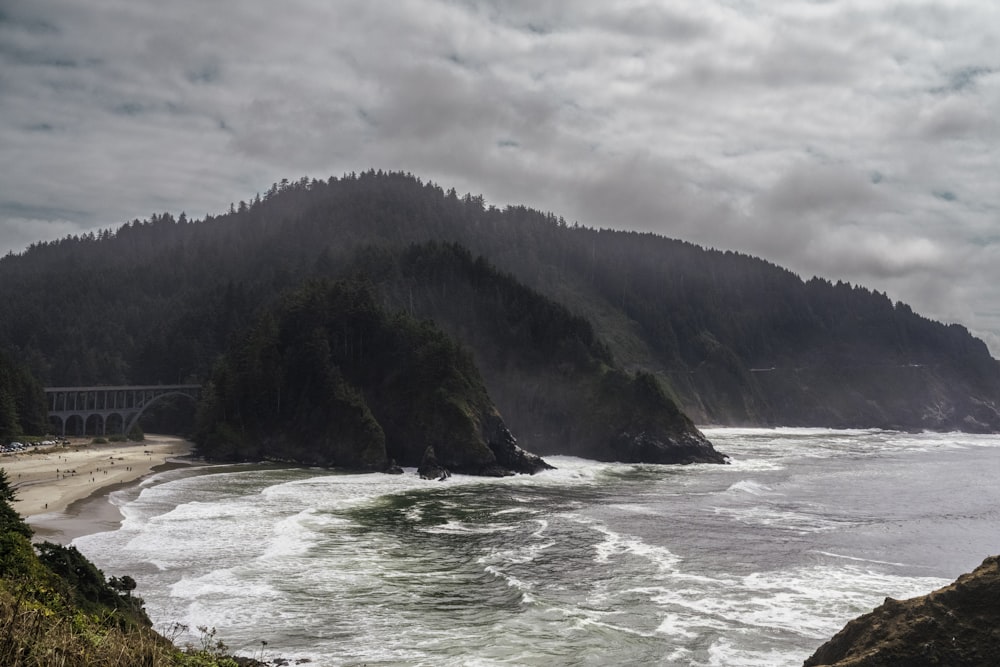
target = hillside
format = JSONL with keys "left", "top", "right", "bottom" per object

{"left": 0, "top": 170, "right": 997, "bottom": 434}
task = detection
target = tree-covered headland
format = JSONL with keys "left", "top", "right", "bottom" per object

{"left": 0, "top": 170, "right": 997, "bottom": 457}
{"left": 195, "top": 279, "right": 556, "bottom": 474}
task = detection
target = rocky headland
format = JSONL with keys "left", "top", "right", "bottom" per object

{"left": 195, "top": 279, "right": 725, "bottom": 474}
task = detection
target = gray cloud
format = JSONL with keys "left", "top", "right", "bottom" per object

{"left": 1, "top": 0, "right": 998, "bottom": 353}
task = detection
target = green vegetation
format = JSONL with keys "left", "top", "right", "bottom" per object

{"left": 0, "top": 169, "right": 996, "bottom": 438}
{"left": 0, "top": 470, "right": 261, "bottom": 666}
{"left": 343, "top": 241, "right": 721, "bottom": 461}
{"left": 196, "top": 279, "right": 520, "bottom": 472}
{"left": 0, "top": 350, "right": 47, "bottom": 441}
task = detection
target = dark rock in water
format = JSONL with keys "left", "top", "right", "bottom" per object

{"left": 577, "top": 369, "right": 728, "bottom": 465}
{"left": 384, "top": 458, "right": 404, "bottom": 475}
{"left": 477, "top": 463, "right": 515, "bottom": 478}
{"left": 482, "top": 414, "right": 554, "bottom": 475}
{"left": 804, "top": 555, "right": 1000, "bottom": 667}
{"left": 610, "top": 429, "right": 729, "bottom": 465}
{"left": 418, "top": 446, "right": 451, "bottom": 481}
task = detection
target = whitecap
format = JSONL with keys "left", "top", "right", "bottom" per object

{"left": 725, "top": 479, "right": 776, "bottom": 495}
{"left": 708, "top": 505, "right": 851, "bottom": 533}
{"left": 654, "top": 612, "right": 698, "bottom": 639}
{"left": 482, "top": 565, "right": 536, "bottom": 604}
{"left": 419, "top": 520, "right": 517, "bottom": 535}
{"left": 702, "top": 638, "right": 803, "bottom": 667}
{"left": 589, "top": 523, "right": 681, "bottom": 576}
{"left": 811, "top": 550, "right": 912, "bottom": 568}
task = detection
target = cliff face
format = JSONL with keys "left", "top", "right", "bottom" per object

{"left": 804, "top": 555, "right": 1000, "bottom": 667}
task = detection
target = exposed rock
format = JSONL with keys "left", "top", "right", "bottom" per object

{"left": 574, "top": 369, "right": 728, "bottom": 465}
{"left": 383, "top": 458, "right": 404, "bottom": 475}
{"left": 482, "top": 414, "right": 554, "bottom": 475}
{"left": 804, "top": 555, "right": 1000, "bottom": 667}
{"left": 610, "top": 429, "right": 729, "bottom": 465}
{"left": 417, "top": 446, "right": 451, "bottom": 481}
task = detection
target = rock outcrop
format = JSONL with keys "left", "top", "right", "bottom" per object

{"left": 573, "top": 369, "right": 729, "bottom": 465}
{"left": 804, "top": 555, "right": 1000, "bottom": 667}
{"left": 610, "top": 429, "right": 728, "bottom": 465}
{"left": 482, "top": 414, "right": 554, "bottom": 475}
{"left": 417, "top": 446, "right": 451, "bottom": 481}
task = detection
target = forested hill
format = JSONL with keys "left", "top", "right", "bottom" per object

{"left": 1, "top": 170, "right": 998, "bottom": 433}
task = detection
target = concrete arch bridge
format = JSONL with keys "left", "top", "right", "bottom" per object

{"left": 45, "top": 384, "right": 201, "bottom": 436}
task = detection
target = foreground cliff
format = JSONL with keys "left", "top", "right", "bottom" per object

{"left": 805, "top": 555, "right": 1000, "bottom": 667}
{"left": 0, "top": 470, "right": 252, "bottom": 666}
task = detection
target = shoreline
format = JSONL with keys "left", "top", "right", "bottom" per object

{"left": 2, "top": 434, "right": 196, "bottom": 544}
{"left": 29, "top": 458, "right": 200, "bottom": 545}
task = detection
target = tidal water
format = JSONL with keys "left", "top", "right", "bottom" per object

{"left": 74, "top": 428, "right": 1000, "bottom": 666}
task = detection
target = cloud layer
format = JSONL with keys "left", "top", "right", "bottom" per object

{"left": 2, "top": 0, "right": 999, "bottom": 351}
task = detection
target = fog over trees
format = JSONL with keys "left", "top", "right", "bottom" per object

{"left": 1, "top": 170, "right": 997, "bottom": 439}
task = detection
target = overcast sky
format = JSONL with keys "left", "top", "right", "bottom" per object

{"left": 2, "top": 1, "right": 999, "bottom": 352}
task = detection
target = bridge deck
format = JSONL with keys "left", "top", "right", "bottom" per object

{"left": 45, "top": 384, "right": 202, "bottom": 393}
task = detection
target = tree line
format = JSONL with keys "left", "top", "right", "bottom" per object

{"left": 0, "top": 169, "right": 997, "bottom": 433}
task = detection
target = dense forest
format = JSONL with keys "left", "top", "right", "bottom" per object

{"left": 196, "top": 279, "right": 559, "bottom": 473}
{"left": 0, "top": 350, "right": 47, "bottom": 440}
{"left": 195, "top": 269, "right": 721, "bottom": 468}
{"left": 0, "top": 170, "right": 998, "bottom": 441}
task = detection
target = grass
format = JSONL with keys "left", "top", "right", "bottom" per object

{"left": 0, "top": 581, "right": 177, "bottom": 666}
{"left": 0, "top": 583, "right": 266, "bottom": 666}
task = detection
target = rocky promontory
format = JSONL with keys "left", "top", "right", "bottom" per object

{"left": 583, "top": 369, "right": 728, "bottom": 465}
{"left": 195, "top": 279, "right": 725, "bottom": 475}
{"left": 195, "top": 279, "right": 560, "bottom": 476}
{"left": 804, "top": 555, "right": 1000, "bottom": 666}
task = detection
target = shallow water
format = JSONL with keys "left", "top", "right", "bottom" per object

{"left": 74, "top": 428, "right": 1000, "bottom": 666}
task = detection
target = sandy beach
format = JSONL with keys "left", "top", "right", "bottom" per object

{"left": 2, "top": 434, "right": 195, "bottom": 543}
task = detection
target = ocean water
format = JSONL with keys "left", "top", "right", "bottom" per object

{"left": 74, "top": 428, "right": 1000, "bottom": 666}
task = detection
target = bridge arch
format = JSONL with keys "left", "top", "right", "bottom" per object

{"left": 123, "top": 391, "right": 199, "bottom": 437}
{"left": 44, "top": 385, "right": 201, "bottom": 436}
{"left": 85, "top": 414, "right": 104, "bottom": 436}
{"left": 63, "top": 414, "right": 85, "bottom": 437}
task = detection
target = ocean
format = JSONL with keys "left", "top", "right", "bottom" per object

{"left": 73, "top": 428, "right": 1000, "bottom": 666}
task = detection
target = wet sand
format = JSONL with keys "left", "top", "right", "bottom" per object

{"left": 1, "top": 434, "right": 195, "bottom": 543}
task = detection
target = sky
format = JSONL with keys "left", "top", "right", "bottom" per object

{"left": 2, "top": 1, "right": 999, "bottom": 353}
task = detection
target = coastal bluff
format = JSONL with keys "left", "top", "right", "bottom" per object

{"left": 804, "top": 555, "right": 1000, "bottom": 667}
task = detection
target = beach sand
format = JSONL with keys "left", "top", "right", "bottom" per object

{"left": 2, "top": 434, "right": 194, "bottom": 543}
